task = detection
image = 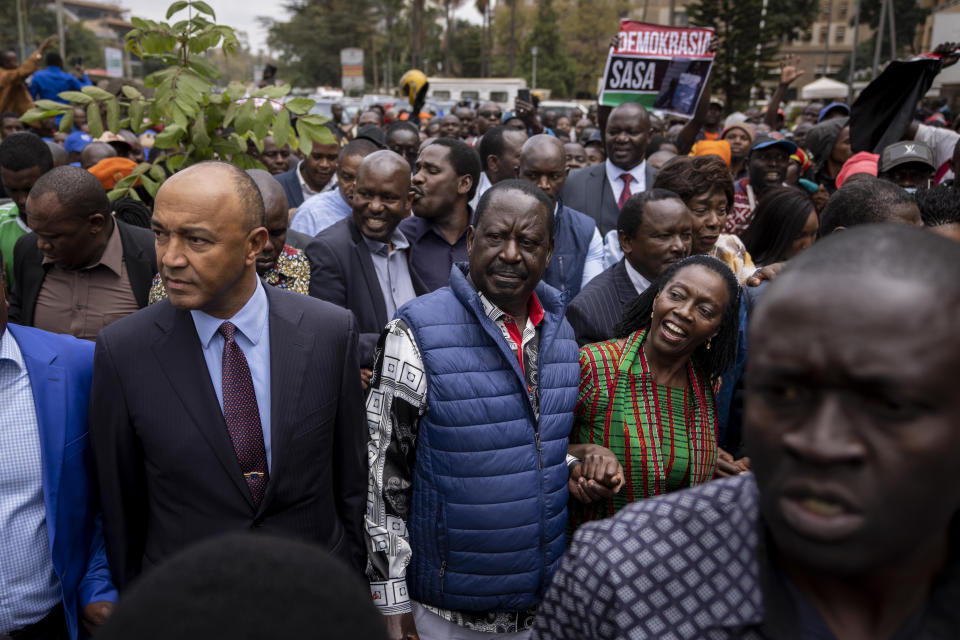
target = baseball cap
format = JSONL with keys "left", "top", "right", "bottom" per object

{"left": 63, "top": 130, "right": 93, "bottom": 153}
{"left": 817, "top": 102, "right": 850, "bottom": 123}
{"left": 751, "top": 132, "right": 797, "bottom": 155}
{"left": 879, "top": 141, "right": 935, "bottom": 173}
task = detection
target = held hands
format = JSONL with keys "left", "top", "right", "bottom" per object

{"left": 779, "top": 53, "right": 804, "bottom": 86}
{"left": 568, "top": 444, "right": 625, "bottom": 504}
{"left": 81, "top": 601, "right": 115, "bottom": 636}
{"left": 933, "top": 42, "right": 960, "bottom": 68}
{"left": 715, "top": 448, "right": 750, "bottom": 478}
{"left": 745, "top": 261, "right": 785, "bottom": 287}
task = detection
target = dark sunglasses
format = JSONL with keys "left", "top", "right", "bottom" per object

{"left": 479, "top": 110, "right": 502, "bottom": 119}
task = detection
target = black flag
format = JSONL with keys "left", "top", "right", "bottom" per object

{"left": 849, "top": 56, "right": 943, "bottom": 155}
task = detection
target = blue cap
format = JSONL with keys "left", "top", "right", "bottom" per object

{"left": 63, "top": 130, "right": 92, "bottom": 153}
{"left": 817, "top": 102, "right": 850, "bottom": 123}
{"left": 751, "top": 132, "right": 797, "bottom": 155}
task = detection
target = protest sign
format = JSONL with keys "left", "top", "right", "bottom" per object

{"left": 600, "top": 20, "right": 715, "bottom": 118}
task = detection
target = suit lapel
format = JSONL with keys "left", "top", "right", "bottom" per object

{"left": 116, "top": 221, "right": 152, "bottom": 308}
{"left": 349, "top": 220, "right": 388, "bottom": 326}
{"left": 260, "top": 286, "right": 309, "bottom": 511}
{"left": 151, "top": 305, "right": 253, "bottom": 507}
{"left": 16, "top": 328, "right": 66, "bottom": 550}
{"left": 613, "top": 260, "right": 639, "bottom": 305}
{"left": 599, "top": 164, "right": 620, "bottom": 236}
{"left": 20, "top": 242, "right": 46, "bottom": 326}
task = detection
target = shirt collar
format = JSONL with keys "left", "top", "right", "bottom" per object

{"left": 190, "top": 278, "right": 269, "bottom": 350}
{"left": 622, "top": 258, "right": 652, "bottom": 295}
{"left": 606, "top": 157, "right": 647, "bottom": 184}
{"left": 361, "top": 227, "right": 410, "bottom": 256}
{"left": 0, "top": 328, "right": 25, "bottom": 371}
{"left": 477, "top": 289, "right": 545, "bottom": 329}
{"left": 297, "top": 160, "right": 330, "bottom": 198}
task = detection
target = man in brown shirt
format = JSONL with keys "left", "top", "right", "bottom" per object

{"left": 8, "top": 166, "right": 156, "bottom": 339}
{"left": 0, "top": 37, "right": 56, "bottom": 116}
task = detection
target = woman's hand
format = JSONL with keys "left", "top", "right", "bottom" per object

{"left": 715, "top": 448, "right": 750, "bottom": 477}
{"left": 568, "top": 444, "right": 625, "bottom": 503}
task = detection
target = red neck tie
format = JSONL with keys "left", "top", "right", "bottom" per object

{"left": 219, "top": 321, "right": 269, "bottom": 505}
{"left": 618, "top": 173, "right": 633, "bottom": 209}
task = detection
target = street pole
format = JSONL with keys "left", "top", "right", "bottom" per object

{"left": 56, "top": 0, "right": 66, "bottom": 59}
{"left": 531, "top": 46, "right": 538, "bottom": 91}
{"left": 847, "top": 0, "right": 860, "bottom": 104}
{"left": 872, "top": 0, "right": 887, "bottom": 78}
{"left": 887, "top": 0, "right": 896, "bottom": 61}
{"left": 16, "top": 0, "right": 27, "bottom": 61}
{"left": 821, "top": 0, "right": 832, "bottom": 77}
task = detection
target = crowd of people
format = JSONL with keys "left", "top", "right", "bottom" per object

{"left": 1, "top": 35, "right": 960, "bottom": 640}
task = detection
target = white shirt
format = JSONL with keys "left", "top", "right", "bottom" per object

{"left": 915, "top": 123, "right": 959, "bottom": 183}
{"left": 622, "top": 258, "right": 652, "bottom": 295}
{"left": 602, "top": 228, "right": 623, "bottom": 269}
{"left": 605, "top": 158, "right": 647, "bottom": 203}
{"left": 469, "top": 172, "right": 493, "bottom": 210}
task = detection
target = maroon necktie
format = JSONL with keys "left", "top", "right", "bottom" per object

{"left": 618, "top": 173, "right": 633, "bottom": 209}
{"left": 219, "top": 321, "right": 269, "bottom": 505}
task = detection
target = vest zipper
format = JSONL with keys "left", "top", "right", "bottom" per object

{"left": 535, "top": 431, "right": 542, "bottom": 470}
{"left": 439, "top": 560, "right": 446, "bottom": 594}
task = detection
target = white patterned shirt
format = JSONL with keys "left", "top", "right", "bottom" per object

{"left": 0, "top": 329, "right": 61, "bottom": 632}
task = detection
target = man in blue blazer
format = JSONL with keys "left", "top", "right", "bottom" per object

{"left": 0, "top": 276, "right": 116, "bottom": 639}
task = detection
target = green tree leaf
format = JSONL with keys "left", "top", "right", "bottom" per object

{"left": 35, "top": 99, "right": 69, "bottom": 111}
{"left": 190, "top": 1, "right": 216, "bottom": 19}
{"left": 58, "top": 91, "right": 93, "bottom": 104}
{"left": 106, "top": 98, "right": 121, "bottom": 132}
{"left": 87, "top": 103, "right": 104, "bottom": 138}
{"left": 233, "top": 99, "right": 256, "bottom": 135}
{"left": 284, "top": 97, "right": 314, "bottom": 115}
{"left": 121, "top": 86, "right": 145, "bottom": 100}
{"left": 154, "top": 123, "right": 184, "bottom": 148}
{"left": 129, "top": 100, "right": 145, "bottom": 133}
{"left": 81, "top": 85, "right": 116, "bottom": 101}
{"left": 141, "top": 174, "right": 160, "bottom": 199}
{"left": 58, "top": 109, "right": 74, "bottom": 132}
{"left": 166, "top": 1, "right": 189, "bottom": 18}
{"left": 273, "top": 108, "right": 291, "bottom": 147}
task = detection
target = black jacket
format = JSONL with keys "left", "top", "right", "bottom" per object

{"left": 561, "top": 162, "right": 659, "bottom": 236}
{"left": 306, "top": 216, "right": 428, "bottom": 367}
{"left": 565, "top": 259, "right": 640, "bottom": 347}
{"left": 90, "top": 285, "right": 368, "bottom": 589}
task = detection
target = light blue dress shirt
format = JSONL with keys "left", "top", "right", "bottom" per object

{"left": 362, "top": 228, "right": 418, "bottom": 319}
{"left": 290, "top": 187, "right": 352, "bottom": 237}
{"left": 0, "top": 330, "right": 61, "bottom": 633}
{"left": 190, "top": 279, "right": 273, "bottom": 471}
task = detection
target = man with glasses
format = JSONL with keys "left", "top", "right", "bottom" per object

{"left": 475, "top": 101, "right": 503, "bottom": 138}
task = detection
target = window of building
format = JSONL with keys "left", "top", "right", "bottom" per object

{"left": 490, "top": 91, "right": 507, "bottom": 103}
{"left": 820, "top": 26, "right": 828, "bottom": 42}
{"left": 433, "top": 90, "right": 451, "bottom": 98}
{"left": 836, "top": 26, "right": 845, "bottom": 42}
{"left": 462, "top": 90, "right": 479, "bottom": 100}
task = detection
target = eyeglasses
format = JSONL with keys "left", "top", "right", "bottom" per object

{"left": 479, "top": 110, "right": 502, "bottom": 119}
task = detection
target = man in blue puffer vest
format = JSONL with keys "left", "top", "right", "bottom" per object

{"left": 364, "top": 180, "right": 624, "bottom": 640}
{"left": 517, "top": 135, "right": 604, "bottom": 301}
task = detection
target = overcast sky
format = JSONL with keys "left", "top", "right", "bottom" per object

{"left": 119, "top": 0, "right": 481, "bottom": 56}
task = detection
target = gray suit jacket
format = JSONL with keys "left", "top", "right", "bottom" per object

{"left": 565, "top": 260, "right": 639, "bottom": 347}
{"left": 560, "top": 162, "right": 659, "bottom": 236}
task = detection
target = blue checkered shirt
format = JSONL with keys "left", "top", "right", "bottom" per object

{"left": 0, "top": 329, "right": 61, "bottom": 632}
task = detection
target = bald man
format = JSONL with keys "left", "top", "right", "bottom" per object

{"left": 561, "top": 101, "right": 657, "bottom": 235}
{"left": 90, "top": 161, "right": 367, "bottom": 591}
{"left": 80, "top": 142, "right": 116, "bottom": 170}
{"left": 8, "top": 166, "right": 156, "bottom": 339}
{"left": 307, "top": 150, "right": 429, "bottom": 372}
{"left": 147, "top": 169, "right": 312, "bottom": 305}
{"left": 517, "top": 134, "right": 604, "bottom": 298}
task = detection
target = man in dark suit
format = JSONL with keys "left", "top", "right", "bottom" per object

{"left": 274, "top": 124, "right": 342, "bottom": 208}
{"left": 90, "top": 162, "right": 367, "bottom": 591}
{"left": 566, "top": 189, "right": 692, "bottom": 346}
{"left": 0, "top": 275, "right": 117, "bottom": 639}
{"left": 307, "top": 150, "right": 427, "bottom": 377}
{"left": 561, "top": 102, "right": 658, "bottom": 236}
{"left": 8, "top": 166, "right": 155, "bottom": 340}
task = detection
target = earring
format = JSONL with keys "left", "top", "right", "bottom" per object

{"left": 706, "top": 339, "right": 712, "bottom": 350}
{"left": 650, "top": 311, "right": 654, "bottom": 319}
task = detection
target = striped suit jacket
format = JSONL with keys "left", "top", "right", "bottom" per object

{"left": 565, "top": 259, "right": 639, "bottom": 347}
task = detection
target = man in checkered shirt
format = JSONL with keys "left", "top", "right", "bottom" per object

{"left": 532, "top": 226, "right": 960, "bottom": 639}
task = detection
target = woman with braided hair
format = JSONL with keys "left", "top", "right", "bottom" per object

{"left": 569, "top": 255, "right": 741, "bottom": 528}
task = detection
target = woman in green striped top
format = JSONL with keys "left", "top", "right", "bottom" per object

{"left": 569, "top": 255, "right": 742, "bottom": 529}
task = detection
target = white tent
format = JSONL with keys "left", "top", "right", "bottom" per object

{"left": 799, "top": 77, "right": 850, "bottom": 100}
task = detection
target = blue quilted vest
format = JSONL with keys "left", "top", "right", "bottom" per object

{"left": 542, "top": 202, "right": 597, "bottom": 300}
{"left": 397, "top": 263, "right": 579, "bottom": 613}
